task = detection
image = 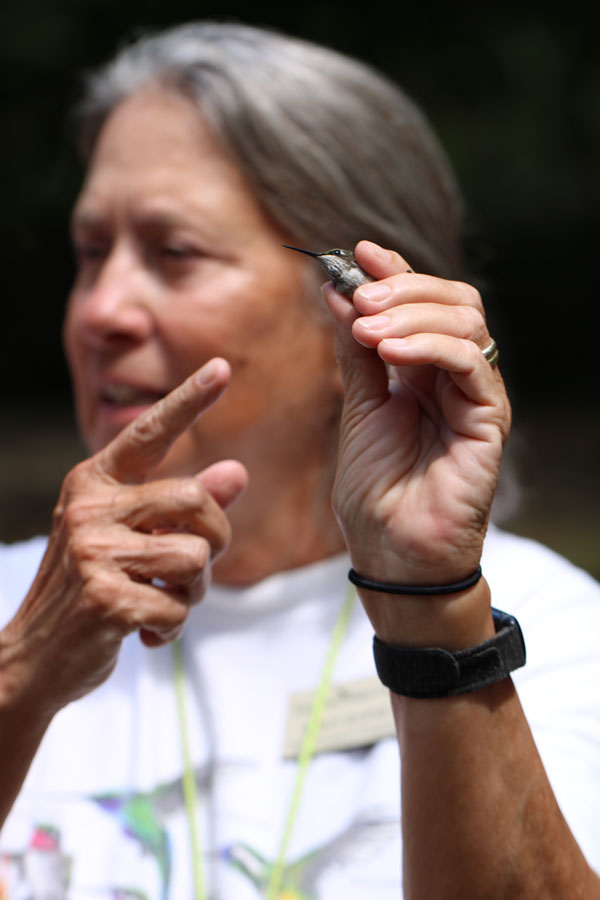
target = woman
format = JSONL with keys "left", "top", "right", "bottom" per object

{"left": 0, "top": 21, "right": 599, "bottom": 900}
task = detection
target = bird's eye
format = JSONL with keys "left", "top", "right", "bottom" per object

{"left": 330, "top": 249, "right": 342, "bottom": 256}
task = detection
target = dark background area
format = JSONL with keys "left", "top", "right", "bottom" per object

{"left": 1, "top": 1, "right": 598, "bottom": 575}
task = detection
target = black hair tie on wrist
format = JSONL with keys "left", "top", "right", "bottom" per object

{"left": 348, "top": 565, "right": 483, "bottom": 596}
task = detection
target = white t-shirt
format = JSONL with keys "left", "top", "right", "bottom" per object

{"left": 0, "top": 526, "right": 599, "bottom": 898}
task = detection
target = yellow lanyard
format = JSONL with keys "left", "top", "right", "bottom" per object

{"left": 172, "top": 637, "right": 207, "bottom": 899}
{"left": 172, "top": 583, "right": 357, "bottom": 900}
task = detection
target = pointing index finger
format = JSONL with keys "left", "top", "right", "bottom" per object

{"left": 95, "top": 358, "right": 230, "bottom": 483}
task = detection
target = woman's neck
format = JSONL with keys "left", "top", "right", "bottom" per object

{"left": 211, "top": 454, "right": 346, "bottom": 587}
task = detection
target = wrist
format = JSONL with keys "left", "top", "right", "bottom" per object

{"left": 355, "top": 577, "right": 495, "bottom": 651}
{"left": 347, "top": 533, "right": 486, "bottom": 594}
{"left": 374, "top": 608, "right": 526, "bottom": 699}
{"left": 349, "top": 565, "right": 483, "bottom": 596}
{"left": 0, "top": 622, "right": 65, "bottom": 726}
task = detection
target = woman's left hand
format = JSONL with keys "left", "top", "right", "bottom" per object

{"left": 323, "top": 240, "right": 511, "bottom": 643}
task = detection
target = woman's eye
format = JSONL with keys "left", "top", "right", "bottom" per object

{"left": 162, "top": 245, "right": 193, "bottom": 259}
{"left": 156, "top": 244, "right": 206, "bottom": 278}
{"left": 74, "top": 242, "right": 109, "bottom": 263}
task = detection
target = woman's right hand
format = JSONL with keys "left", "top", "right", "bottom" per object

{"left": 0, "top": 357, "right": 247, "bottom": 717}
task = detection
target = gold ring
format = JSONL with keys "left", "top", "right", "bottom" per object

{"left": 481, "top": 338, "right": 499, "bottom": 368}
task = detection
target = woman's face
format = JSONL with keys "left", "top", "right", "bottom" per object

{"left": 64, "top": 89, "right": 342, "bottom": 483}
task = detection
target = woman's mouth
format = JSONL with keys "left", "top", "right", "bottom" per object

{"left": 94, "top": 383, "right": 169, "bottom": 435}
{"left": 100, "top": 383, "right": 166, "bottom": 407}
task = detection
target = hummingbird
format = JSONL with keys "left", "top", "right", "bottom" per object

{"left": 282, "top": 246, "right": 373, "bottom": 300}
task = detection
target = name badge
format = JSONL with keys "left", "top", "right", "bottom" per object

{"left": 283, "top": 676, "right": 395, "bottom": 759}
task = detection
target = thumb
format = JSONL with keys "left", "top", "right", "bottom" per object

{"left": 196, "top": 460, "right": 248, "bottom": 510}
{"left": 322, "top": 281, "right": 390, "bottom": 410}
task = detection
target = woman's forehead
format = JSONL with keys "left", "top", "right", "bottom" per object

{"left": 72, "top": 89, "right": 275, "bottom": 237}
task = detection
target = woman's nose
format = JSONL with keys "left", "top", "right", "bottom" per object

{"left": 73, "top": 249, "right": 154, "bottom": 349}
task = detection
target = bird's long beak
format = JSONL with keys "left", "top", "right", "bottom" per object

{"left": 282, "top": 244, "right": 319, "bottom": 258}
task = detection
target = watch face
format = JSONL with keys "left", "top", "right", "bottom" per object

{"left": 492, "top": 608, "right": 526, "bottom": 665}
{"left": 492, "top": 607, "right": 515, "bottom": 629}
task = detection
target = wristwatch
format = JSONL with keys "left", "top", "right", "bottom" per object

{"left": 373, "top": 608, "right": 526, "bottom": 698}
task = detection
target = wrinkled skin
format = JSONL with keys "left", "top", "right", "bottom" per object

{"left": 4, "top": 85, "right": 596, "bottom": 900}
{"left": 1, "top": 361, "right": 247, "bottom": 713}
{"left": 323, "top": 239, "right": 509, "bottom": 646}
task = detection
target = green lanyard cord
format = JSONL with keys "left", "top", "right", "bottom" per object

{"left": 172, "top": 583, "right": 356, "bottom": 900}
{"left": 266, "top": 583, "right": 356, "bottom": 899}
{"left": 172, "top": 638, "right": 206, "bottom": 900}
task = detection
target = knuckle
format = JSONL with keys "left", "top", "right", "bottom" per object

{"left": 151, "top": 534, "right": 212, "bottom": 584}
{"left": 55, "top": 461, "right": 91, "bottom": 512}
{"left": 66, "top": 459, "right": 93, "bottom": 488}
{"left": 211, "top": 519, "right": 232, "bottom": 558}
{"left": 192, "top": 538, "right": 212, "bottom": 569}
{"left": 85, "top": 569, "right": 119, "bottom": 606}
{"left": 127, "top": 411, "right": 169, "bottom": 459}
{"left": 468, "top": 338, "right": 484, "bottom": 363}
{"left": 170, "top": 603, "right": 189, "bottom": 629}
{"left": 176, "top": 538, "right": 211, "bottom": 581}
{"left": 55, "top": 467, "right": 122, "bottom": 534}
{"left": 178, "top": 478, "right": 207, "bottom": 509}
{"left": 61, "top": 499, "right": 94, "bottom": 534}
{"left": 66, "top": 528, "right": 110, "bottom": 572}
{"left": 80, "top": 569, "right": 132, "bottom": 633}
{"left": 454, "top": 280, "right": 484, "bottom": 312}
{"left": 460, "top": 304, "right": 485, "bottom": 335}
{"left": 142, "top": 596, "right": 190, "bottom": 638}
{"left": 129, "top": 410, "right": 159, "bottom": 443}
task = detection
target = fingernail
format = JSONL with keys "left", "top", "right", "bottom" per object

{"left": 197, "top": 359, "right": 219, "bottom": 386}
{"left": 356, "top": 283, "right": 392, "bottom": 302}
{"left": 359, "top": 240, "right": 389, "bottom": 259}
{"left": 357, "top": 314, "right": 391, "bottom": 332}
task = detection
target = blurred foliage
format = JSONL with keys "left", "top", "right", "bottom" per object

{"left": 1, "top": 1, "right": 599, "bottom": 414}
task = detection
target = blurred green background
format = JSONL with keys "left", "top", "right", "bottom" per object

{"left": 1, "top": 1, "right": 598, "bottom": 576}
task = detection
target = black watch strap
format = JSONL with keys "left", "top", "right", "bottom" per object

{"left": 373, "top": 608, "right": 526, "bottom": 698}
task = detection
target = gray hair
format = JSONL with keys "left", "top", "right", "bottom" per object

{"left": 75, "top": 21, "right": 464, "bottom": 279}
{"left": 74, "top": 22, "right": 520, "bottom": 521}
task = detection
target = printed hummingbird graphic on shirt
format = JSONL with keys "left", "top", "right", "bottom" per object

{"left": 0, "top": 764, "right": 211, "bottom": 899}
{"left": 91, "top": 765, "right": 211, "bottom": 900}
{"left": 0, "top": 783, "right": 397, "bottom": 899}
{"left": 223, "top": 813, "right": 398, "bottom": 899}
{"left": 0, "top": 822, "right": 72, "bottom": 899}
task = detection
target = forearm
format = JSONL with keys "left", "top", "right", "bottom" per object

{"left": 361, "top": 580, "right": 600, "bottom": 899}
{"left": 396, "top": 680, "right": 599, "bottom": 899}
{"left": 0, "top": 638, "right": 55, "bottom": 829}
{"left": 327, "top": 242, "right": 599, "bottom": 895}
